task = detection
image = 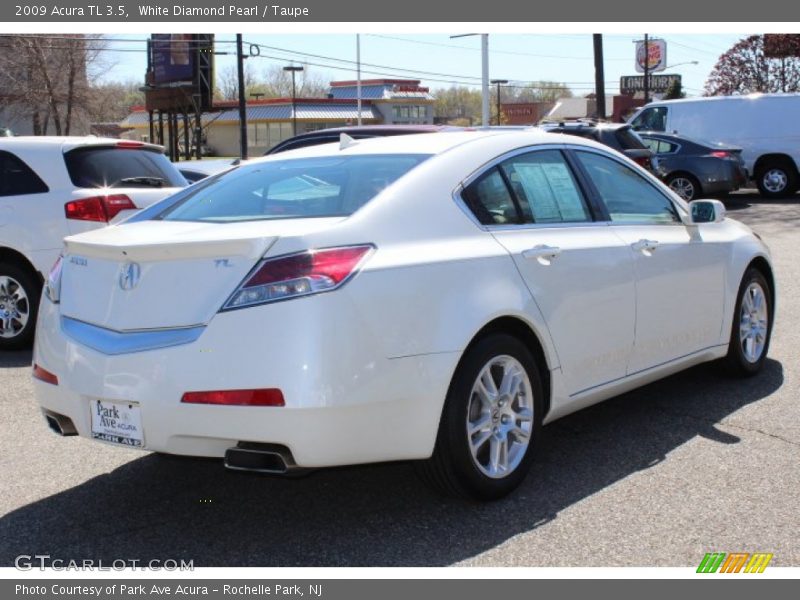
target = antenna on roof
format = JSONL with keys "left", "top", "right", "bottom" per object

{"left": 340, "top": 133, "right": 358, "bottom": 150}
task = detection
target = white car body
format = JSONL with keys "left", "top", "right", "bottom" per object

{"left": 33, "top": 131, "right": 773, "bottom": 493}
{"left": 0, "top": 137, "right": 186, "bottom": 278}
{"left": 628, "top": 93, "right": 800, "bottom": 194}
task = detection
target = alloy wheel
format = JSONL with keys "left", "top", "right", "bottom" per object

{"left": 739, "top": 282, "right": 769, "bottom": 363}
{"left": 0, "top": 275, "right": 29, "bottom": 339}
{"left": 669, "top": 177, "right": 696, "bottom": 201}
{"left": 466, "top": 355, "right": 534, "bottom": 479}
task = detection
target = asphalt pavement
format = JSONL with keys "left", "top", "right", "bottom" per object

{"left": 1, "top": 189, "right": 798, "bottom": 567}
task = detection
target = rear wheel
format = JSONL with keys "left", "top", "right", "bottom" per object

{"left": 0, "top": 262, "right": 40, "bottom": 350}
{"left": 417, "top": 334, "right": 543, "bottom": 500}
{"left": 666, "top": 173, "right": 701, "bottom": 201}
{"left": 726, "top": 268, "right": 772, "bottom": 376}
{"left": 755, "top": 160, "right": 798, "bottom": 198}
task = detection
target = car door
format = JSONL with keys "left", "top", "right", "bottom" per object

{"left": 459, "top": 147, "right": 637, "bottom": 397}
{"left": 572, "top": 149, "right": 727, "bottom": 374}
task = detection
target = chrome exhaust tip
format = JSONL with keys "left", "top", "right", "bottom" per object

{"left": 224, "top": 442, "right": 303, "bottom": 475}
{"left": 43, "top": 410, "right": 78, "bottom": 436}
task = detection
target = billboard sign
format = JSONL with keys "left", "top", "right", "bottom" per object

{"left": 635, "top": 39, "right": 667, "bottom": 73}
{"left": 620, "top": 74, "right": 681, "bottom": 95}
{"left": 152, "top": 34, "right": 195, "bottom": 84}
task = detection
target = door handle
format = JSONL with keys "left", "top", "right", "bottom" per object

{"left": 522, "top": 245, "right": 562, "bottom": 261}
{"left": 631, "top": 239, "right": 660, "bottom": 253}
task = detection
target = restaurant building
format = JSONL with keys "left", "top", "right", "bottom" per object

{"left": 120, "top": 79, "right": 434, "bottom": 156}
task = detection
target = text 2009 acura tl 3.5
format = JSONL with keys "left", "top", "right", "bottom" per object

{"left": 33, "top": 131, "right": 774, "bottom": 500}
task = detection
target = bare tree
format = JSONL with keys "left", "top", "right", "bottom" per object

{"left": 216, "top": 62, "right": 261, "bottom": 100}
{"left": 0, "top": 34, "right": 106, "bottom": 135}
{"left": 261, "top": 64, "right": 328, "bottom": 98}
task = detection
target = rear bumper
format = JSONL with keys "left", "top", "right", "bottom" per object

{"left": 33, "top": 295, "right": 460, "bottom": 467}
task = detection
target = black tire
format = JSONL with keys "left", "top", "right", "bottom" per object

{"left": 725, "top": 268, "right": 773, "bottom": 376}
{"left": 417, "top": 333, "right": 544, "bottom": 501}
{"left": 755, "top": 160, "right": 798, "bottom": 199}
{"left": 666, "top": 173, "right": 702, "bottom": 201}
{"left": 0, "top": 261, "right": 41, "bottom": 350}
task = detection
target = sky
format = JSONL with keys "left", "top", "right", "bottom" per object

{"left": 95, "top": 33, "right": 749, "bottom": 98}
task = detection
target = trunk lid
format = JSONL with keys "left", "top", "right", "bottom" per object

{"left": 60, "top": 217, "right": 344, "bottom": 331}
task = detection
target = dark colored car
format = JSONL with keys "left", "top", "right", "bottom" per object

{"left": 264, "top": 124, "right": 462, "bottom": 155}
{"left": 540, "top": 121, "right": 656, "bottom": 172}
{"left": 639, "top": 132, "right": 748, "bottom": 201}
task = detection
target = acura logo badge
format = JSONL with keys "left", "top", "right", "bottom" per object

{"left": 119, "top": 262, "right": 141, "bottom": 291}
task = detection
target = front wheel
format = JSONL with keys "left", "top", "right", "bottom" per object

{"left": 726, "top": 268, "right": 773, "bottom": 376}
{"left": 417, "top": 333, "right": 543, "bottom": 500}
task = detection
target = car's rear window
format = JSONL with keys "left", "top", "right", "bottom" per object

{"left": 614, "top": 127, "right": 648, "bottom": 150}
{"left": 156, "top": 154, "right": 430, "bottom": 223}
{"left": 64, "top": 146, "right": 186, "bottom": 188}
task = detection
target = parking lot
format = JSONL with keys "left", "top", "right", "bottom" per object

{"left": 0, "top": 189, "right": 798, "bottom": 568}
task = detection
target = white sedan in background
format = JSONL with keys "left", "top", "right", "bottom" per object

{"left": 33, "top": 131, "right": 774, "bottom": 500}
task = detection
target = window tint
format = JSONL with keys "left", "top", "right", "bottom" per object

{"left": 576, "top": 151, "right": 680, "bottom": 224}
{"left": 461, "top": 168, "right": 519, "bottom": 225}
{"left": 0, "top": 151, "right": 48, "bottom": 196}
{"left": 631, "top": 106, "right": 668, "bottom": 132}
{"left": 499, "top": 150, "right": 590, "bottom": 223}
{"left": 614, "top": 127, "right": 648, "bottom": 150}
{"left": 64, "top": 147, "right": 186, "bottom": 188}
{"left": 158, "top": 154, "right": 429, "bottom": 223}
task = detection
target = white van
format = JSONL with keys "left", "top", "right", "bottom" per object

{"left": 628, "top": 93, "right": 800, "bottom": 198}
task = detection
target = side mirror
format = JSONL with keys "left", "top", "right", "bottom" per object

{"left": 688, "top": 199, "right": 726, "bottom": 224}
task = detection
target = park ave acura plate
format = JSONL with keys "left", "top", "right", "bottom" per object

{"left": 90, "top": 399, "right": 144, "bottom": 447}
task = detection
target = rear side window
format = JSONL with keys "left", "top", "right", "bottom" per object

{"left": 575, "top": 151, "right": 679, "bottom": 224}
{"left": 157, "top": 154, "right": 429, "bottom": 222}
{"left": 461, "top": 169, "right": 519, "bottom": 225}
{"left": 0, "top": 151, "right": 48, "bottom": 196}
{"left": 614, "top": 127, "right": 648, "bottom": 150}
{"left": 64, "top": 147, "right": 186, "bottom": 189}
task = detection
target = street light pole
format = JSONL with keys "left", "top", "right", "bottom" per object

{"left": 490, "top": 79, "right": 508, "bottom": 125}
{"left": 283, "top": 65, "right": 304, "bottom": 137}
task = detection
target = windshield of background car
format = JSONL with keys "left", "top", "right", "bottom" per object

{"left": 630, "top": 106, "right": 668, "bottom": 132}
{"left": 156, "top": 154, "right": 431, "bottom": 222}
{"left": 64, "top": 147, "right": 187, "bottom": 188}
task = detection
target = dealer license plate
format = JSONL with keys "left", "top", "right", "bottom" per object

{"left": 90, "top": 399, "right": 144, "bottom": 448}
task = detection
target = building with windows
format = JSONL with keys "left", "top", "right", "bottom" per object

{"left": 119, "top": 79, "right": 434, "bottom": 156}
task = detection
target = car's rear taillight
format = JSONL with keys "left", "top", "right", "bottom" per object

{"left": 633, "top": 156, "right": 652, "bottom": 169}
{"left": 33, "top": 364, "right": 58, "bottom": 386}
{"left": 65, "top": 194, "right": 136, "bottom": 222}
{"left": 223, "top": 244, "right": 374, "bottom": 310}
{"left": 181, "top": 389, "right": 285, "bottom": 406}
{"left": 45, "top": 255, "right": 63, "bottom": 304}
{"left": 710, "top": 151, "right": 732, "bottom": 159}
{"left": 115, "top": 141, "right": 145, "bottom": 149}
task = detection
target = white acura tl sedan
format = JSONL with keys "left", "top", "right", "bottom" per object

{"left": 33, "top": 130, "right": 774, "bottom": 500}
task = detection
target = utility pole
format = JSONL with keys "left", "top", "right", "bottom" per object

{"left": 356, "top": 34, "right": 362, "bottom": 126}
{"left": 236, "top": 33, "right": 248, "bottom": 160}
{"left": 481, "top": 34, "right": 489, "bottom": 127}
{"left": 593, "top": 34, "right": 606, "bottom": 119}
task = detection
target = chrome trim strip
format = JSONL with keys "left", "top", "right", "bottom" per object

{"left": 61, "top": 317, "right": 205, "bottom": 355}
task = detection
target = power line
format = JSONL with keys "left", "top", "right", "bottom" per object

{"left": 365, "top": 34, "right": 631, "bottom": 61}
